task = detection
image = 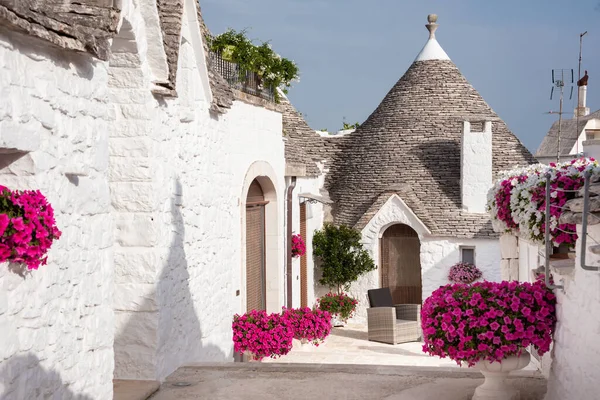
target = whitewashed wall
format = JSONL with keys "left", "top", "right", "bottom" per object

{"left": 0, "top": 30, "right": 114, "bottom": 400}
{"left": 289, "top": 176, "right": 324, "bottom": 308}
{"left": 112, "top": 0, "right": 285, "bottom": 382}
{"left": 1, "top": 0, "right": 286, "bottom": 397}
{"left": 544, "top": 224, "right": 600, "bottom": 400}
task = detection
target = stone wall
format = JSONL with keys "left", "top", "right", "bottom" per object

{"left": 0, "top": 29, "right": 114, "bottom": 399}
{"left": 544, "top": 224, "right": 600, "bottom": 400}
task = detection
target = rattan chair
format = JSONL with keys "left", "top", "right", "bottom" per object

{"left": 366, "top": 288, "right": 422, "bottom": 345}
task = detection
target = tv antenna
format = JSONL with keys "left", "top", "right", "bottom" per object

{"left": 549, "top": 69, "right": 574, "bottom": 163}
{"left": 576, "top": 31, "right": 588, "bottom": 155}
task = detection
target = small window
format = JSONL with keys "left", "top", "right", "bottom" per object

{"left": 460, "top": 247, "right": 475, "bottom": 265}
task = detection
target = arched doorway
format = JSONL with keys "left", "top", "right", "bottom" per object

{"left": 246, "top": 179, "right": 268, "bottom": 311}
{"left": 380, "top": 224, "right": 422, "bottom": 304}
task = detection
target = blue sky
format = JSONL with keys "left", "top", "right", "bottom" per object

{"left": 201, "top": 0, "right": 600, "bottom": 153}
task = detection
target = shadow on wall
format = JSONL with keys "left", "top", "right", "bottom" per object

{"left": 115, "top": 178, "right": 228, "bottom": 382}
{"left": 0, "top": 353, "right": 93, "bottom": 400}
{"left": 415, "top": 139, "right": 461, "bottom": 208}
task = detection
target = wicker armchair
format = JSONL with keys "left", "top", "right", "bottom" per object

{"left": 367, "top": 288, "right": 422, "bottom": 345}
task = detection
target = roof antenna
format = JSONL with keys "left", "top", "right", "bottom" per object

{"left": 575, "top": 31, "right": 588, "bottom": 155}
{"left": 548, "top": 68, "right": 574, "bottom": 163}
{"left": 426, "top": 14, "right": 438, "bottom": 39}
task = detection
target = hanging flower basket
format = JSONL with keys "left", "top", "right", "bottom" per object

{"left": 0, "top": 186, "right": 62, "bottom": 270}
{"left": 291, "top": 233, "right": 306, "bottom": 258}
{"left": 487, "top": 158, "right": 599, "bottom": 248}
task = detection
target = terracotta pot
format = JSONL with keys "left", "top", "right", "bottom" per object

{"left": 472, "top": 350, "right": 530, "bottom": 400}
{"left": 243, "top": 352, "right": 262, "bottom": 362}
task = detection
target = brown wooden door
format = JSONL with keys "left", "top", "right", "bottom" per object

{"left": 246, "top": 180, "right": 267, "bottom": 312}
{"left": 300, "top": 203, "right": 308, "bottom": 308}
{"left": 380, "top": 224, "right": 422, "bottom": 304}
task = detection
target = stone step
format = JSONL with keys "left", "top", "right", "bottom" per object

{"left": 113, "top": 379, "right": 160, "bottom": 400}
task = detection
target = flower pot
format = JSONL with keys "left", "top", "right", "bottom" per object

{"left": 472, "top": 350, "right": 530, "bottom": 400}
{"left": 331, "top": 315, "right": 345, "bottom": 327}
{"left": 243, "top": 352, "right": 262, "bottom": 363}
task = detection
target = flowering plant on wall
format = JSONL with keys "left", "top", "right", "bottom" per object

{"left": 487, "top": 158, "right": 600, "bottom": 248}
{"left": 421, "top": 280, "right": 556, "bottom": 367}
{"left": 291, "top": 233, "right": 306, "bottom": 258}
{"left": 316, "top": 292, "right": 358, "bottom": 322}
{"left": 232, "top": 310, "right": 294, "bottom": 361}
{"left": 282, "top": 307, "right": 331, "bottom": 346}
{"left": 0, "top": 186, "right": 62, "bottom": 270}
{"left": 448, "top": 262, "right": 482, "bottom": 284}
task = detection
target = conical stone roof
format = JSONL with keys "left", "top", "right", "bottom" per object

{"left": 326, "top": 15, "right": 536, "bottom": 238}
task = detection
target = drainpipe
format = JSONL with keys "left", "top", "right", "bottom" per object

{"left": 286, "top": 177, "right": 297, "bottom": 308}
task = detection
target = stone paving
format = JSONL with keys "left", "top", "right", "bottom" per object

{"left": 263, "top": 323, "right": 539, "bottom": 371}
{"left": 147, "top": 323, "right": 546, "bottom": 400}
{"left": 150, "top": 363, "right": 547, "bottom": 400}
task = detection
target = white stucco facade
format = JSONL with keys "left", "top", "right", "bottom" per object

{"left": 0, "top": 29, "right": 115, "bottom": 400}
{"left": 543, "top": 224, "right": 600, "bottom": 400}
{"left": 461, "top": 121, "right": 492, "bottom": 213}
{"left": 0, "top": 0, "right": 285, "bottom": 397}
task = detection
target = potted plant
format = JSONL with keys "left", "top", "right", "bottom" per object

{"left": 291, "top": 233, "right": 306, "bottom": 258}
{"left": 0, "top": 185, "right": 62, "bottom": 271}
{"left": 421, "top": 280, "right": 556, "bottom": 399}
{"left": 283, "top": 307, "right": 331, "bottom": 347}
{"left": 448, "top": 262, "right": 483, "bottom": 284}
{"left": 232, "top": 310, "right": 294, "bottom": 362}
{"left": 317, "top": 292, "right": 358, "bottom": 327}
{"left": 312, "top": 223, "right": 375, "bottom": 325}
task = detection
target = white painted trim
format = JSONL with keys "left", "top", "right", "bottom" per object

{"left": 414, "top": 38, "right": 450, "bottom": 62}
{"left": 240, "top": 161, "right": 282, "bottom": 314}
{"left": 183, "top": 0, "right": 213, "bottom": 104}
{"left": 370, "top": 194, "right": 431, "bottom": 239}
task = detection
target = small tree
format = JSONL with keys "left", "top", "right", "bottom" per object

{"left": 312, "top": 223, "right": 376, "bottom": 294}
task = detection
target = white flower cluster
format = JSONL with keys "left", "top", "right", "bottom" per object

{"left": 487, "top": 158, "right": 600, "bottom": 245}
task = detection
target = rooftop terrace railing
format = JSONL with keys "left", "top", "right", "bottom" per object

{"left": 209, "top": 51, "right": 275, "bottom": 103}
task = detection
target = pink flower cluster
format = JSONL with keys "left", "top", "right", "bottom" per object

{"left": 291, "top": 233, "right": 306, "bottom": 258}
{"left": 232, "top": 310, "right": 294, "bottom": 361}
{"left": 282, "top": 307, "right": 332, "bottom": 346}
{"left": 494, "top": 175, "right": 526, "bottom": 230}
{"left": 0, "top": 186, "right": 61, "bottom": 270}
{"left": 448, "top": 262, "right": 482, "bottom": 284}
{"left": 421, "top": 280, "right": 556, "bottom": 366}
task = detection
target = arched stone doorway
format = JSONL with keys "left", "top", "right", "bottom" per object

{"left": 245, "top": 179, "right": 268, "bottom": 311}
{"left": 379, "top": 224, "right": 422, "bottom": 304}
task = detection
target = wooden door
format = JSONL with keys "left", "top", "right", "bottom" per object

{"left": 380, "top": 224, "right": 422, "bottom": 304}
{"left": 246, "top": 180, "right": 267, "bottom": 311}
{"left": 300, "top": 202, "right": 308, "bottom": 308}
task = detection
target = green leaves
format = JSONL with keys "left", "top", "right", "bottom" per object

{"left": 312, "top": 223, "right": 376, "bottom": 293}
{"left": 208, "top": 29, "right": 300, "bottom": 102}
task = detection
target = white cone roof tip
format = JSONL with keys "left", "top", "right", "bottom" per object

{"left": 415, "top": 38, "right": 450, "bottom": 62}
{"left": 414, "top": 14, "right": 451, "bottom": 62}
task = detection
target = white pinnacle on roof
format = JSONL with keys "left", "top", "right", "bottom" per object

{"left": 414, "top": 14, "right": 450, "bottom": 62}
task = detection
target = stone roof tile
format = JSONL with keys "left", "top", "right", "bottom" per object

{"left": 325, "top": 53, "right": 536, "bottom": 238}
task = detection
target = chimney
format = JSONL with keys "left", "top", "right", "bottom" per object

{"left": 575, "top": 70, "right": 590, "bottom": 118}
{"left": 461, "top": 121, "right": 493, "bottom": 213}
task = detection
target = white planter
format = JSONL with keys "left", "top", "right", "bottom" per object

{"left": 331, "top": 315, "right": 345, "bottom": 327}
{"left": 472, "top": 350, "right": 530, "bottom": 400}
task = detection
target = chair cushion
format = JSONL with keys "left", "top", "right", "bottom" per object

{"left": 368, "top": 288, "right": 394, "bottom": 308}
